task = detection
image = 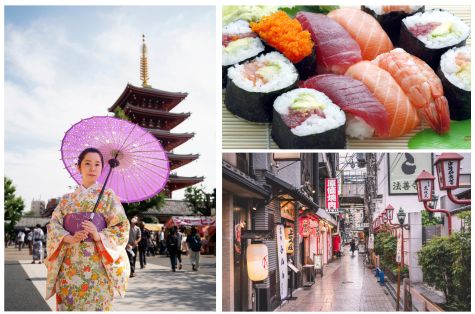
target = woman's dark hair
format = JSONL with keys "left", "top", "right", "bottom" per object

{"left": 78, "top": 148, "right": 104, "bottom": 168}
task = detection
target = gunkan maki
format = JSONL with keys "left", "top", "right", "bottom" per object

{"left": 271, "top": 88, "right": 346, "bottom": 149}
{"left": 225, "top": 52, "right": 299, "bottom": 123}
{"left": 437, "top": 46, "right": 471, "bottom": 121}
{"left": 399, "top": 9, "right": 470, "bottom": 70}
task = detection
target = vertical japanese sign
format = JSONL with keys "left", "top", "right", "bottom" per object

{"left": 443, "top": 160, "right": 459, "bottom": 188}
{"left": 284, "top": 227, "right": 294, "bottom": 254}
{"left": 325, "top": 178, "right": 339, "bottom": 213}
{"left": 368, "top": 234, "right": 374, "bottom": 250}
{"left": 276, "top": 225, "right": 288, "bottom": 300}
{"left": 388, "top": 153, "right": 433, "bottom": 195}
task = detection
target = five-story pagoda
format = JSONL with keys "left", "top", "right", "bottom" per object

{"left": 109, "top": 35, "right": 203, "bottom": 198}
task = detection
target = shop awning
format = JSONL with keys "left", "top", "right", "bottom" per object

{"left": 144, "top": 223, "right": 164, "bottom": 232}
{"left": 165, "top": 216, "right": 216, "bottom": 228}
{"left": 223, "top": 160, "right": 271, "bottom": 199}
{"left": 265, "top": 172, "right": 337, "bottom": 227}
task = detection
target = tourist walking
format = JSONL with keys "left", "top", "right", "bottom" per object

{"left": 45, "top": 147, "right": 130, "bottom": 311}
{"left": 138, "top": 222, "right": 149, "bottom": 269}
{"left": 127, "top": 216, "right": 141, "bottom": 277}
{"left": 17, "top": 230, "right": 25, "bottom": 251}
{"left": 32, "top": 224, "right": 45, "bottom": 263}
{"left": 167, "top": 228, "right": 180, "bottom": 272}
{"left": 350, "top": 238, "right": 357, "bottom": 256}
{"left": 187, "top": 227, "right": 202, "bottom": 271}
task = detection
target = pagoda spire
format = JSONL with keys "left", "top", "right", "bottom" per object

{"left": 140, "top": 34, "right": 151, "bottom": 88}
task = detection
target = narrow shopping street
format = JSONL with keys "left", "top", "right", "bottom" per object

{"left": 277, "top": 246, "right": 396, "bottom": 312}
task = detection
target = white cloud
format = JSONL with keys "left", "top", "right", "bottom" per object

{"left": 5, "top": 7, "right": 216, "bottom": 206}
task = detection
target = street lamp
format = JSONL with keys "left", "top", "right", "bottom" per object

{"left": 384, "top": 204, "right": 398, "bottom": 227}
{"left": 416, "top": 170, "right": 453, "bottom": 235}
{"left": 434, "top": 153, "right": 471, "bottom": 205}
{"left": 396, "top": 207, "right": 409, "bottom": 311}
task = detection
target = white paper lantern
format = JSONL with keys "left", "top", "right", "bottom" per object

{"left": 246, "top": 243, "right": 269, "bottom": 281}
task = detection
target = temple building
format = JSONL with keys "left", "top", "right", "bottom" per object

{"left": 108, "top": 35, "right": 203, "bottom": 198}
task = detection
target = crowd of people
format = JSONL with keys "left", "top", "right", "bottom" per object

{"left": 5, "top": 224, "right": 47, "bottom": 264}
{"left": 126, "top": 216, "right": 208, "bottom": 276}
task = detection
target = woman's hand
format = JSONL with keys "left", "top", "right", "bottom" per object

{"left": 81, "top": 220, "right": 101, "bottom": 242}
{"left": 64, "top": 230, "right": 89, "bottom": 244}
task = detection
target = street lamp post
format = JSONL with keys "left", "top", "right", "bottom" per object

{"left": 434, "top": 153, "right": 471, "bottom": 205}
{"left": 396, "top": 207, "right": 409, "bottom": 311}
{"left": 415, "top": 170, "right": 453, "bottom": 235}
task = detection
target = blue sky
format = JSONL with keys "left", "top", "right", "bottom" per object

{"left": 5, "top": 6, "right": 216, "bottom": 207}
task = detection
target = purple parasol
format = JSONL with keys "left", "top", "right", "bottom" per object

{"left": 61, "top": 116, "right": 169, "bottom": 203}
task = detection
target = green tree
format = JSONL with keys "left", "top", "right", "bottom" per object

{"left": 113, "top": 107, "right": 130, "bottom": 121}
{"left": 122, "top": 192, "right": 166, "bottom": 218}
{"left": 418, "top": 212, "right": 470, "bottom": 311}
{"left": 184, "top": 186, "right": 215, "bottom": 216}
{"left": 421, "top": 210, "right": 443, "bottom": 226}
{"left": 4, "top": 177, "right": 25, "bottom": 236}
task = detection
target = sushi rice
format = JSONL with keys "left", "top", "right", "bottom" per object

{"left": 223, "top": 37, "right": 265, "bottom": 66}
{"left": 223, "top": 19, "right": 253, "bottom": 34}
{"left": 440, "top": 46, "right": 471, "bottom": 91}
{"left": 403, "top": 10, "right": 470, "bottom": 49}
{"left": 227, "top": 51, "right": 298, "bottom": 93}
{"left": 273, "top": 88, "right": 346, "bottom": 137}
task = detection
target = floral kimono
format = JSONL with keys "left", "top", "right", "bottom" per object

{"left": 45, "top": 183, "right": 130, "bottom": 311}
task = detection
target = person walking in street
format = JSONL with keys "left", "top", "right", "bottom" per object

{"left": 167, "top": 227, "right": 180, "bottom": 271}
{"left": 32, "top": 224, "right": 45, "bottom": 263}
{"left": 45, "top": 147, "right": 130, "bottom": 311}
{"left": 17, "top": 230, "right": 25, "bottom": 251}
{"left": 127, "top": 216, "right": 141, "bottom": 277}
{"left": 27, "top": 231, "right": 33, "bottom": 255}
{"left": 350, "top": 238, "right": 356, "bottom": 257}
{"left": 159, "top": 229, "right": 166, "bottom": 255}
{"left": 138, "top": 222, "right": 149, "bottom": 269}
{"left": 175, "top": 226, "right": 185, "bottom": 270}
{"left": 187, "top": 227, "right": 202, "bottom": 271}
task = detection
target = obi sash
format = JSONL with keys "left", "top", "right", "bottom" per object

{"left": 63, "top": 212, "right": 106, "bottom": 242}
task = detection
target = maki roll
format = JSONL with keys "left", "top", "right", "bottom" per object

{"left": 222, "top": 20, "right": 265, "bottom": 88}
{"left": 400, "top": 9, "right": 470, "bottom": 70}
{"left": 437, "top": 46, "right": 471, "bottom": 120}
{"left": 361, "top": 5, "right": 425, "bottom": 46}
{"left": 271, "top": 88, "right": 346, "bottom": 148}
{"left": 250, "top": 11, "right": 316, "bottom": 80}
{"left": 226, "top": 51, "right": 298, "bottom": 123}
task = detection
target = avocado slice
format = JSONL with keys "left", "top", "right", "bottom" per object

{"left": 431, "top": 21, "right": 453, "bottom": 37}
{"left": 289, "top": 93, "right": 325, "bottom": 111}
{"left": 255, "top": 62, "right": 281, "bottom": 82}
{"left": 224, "top": 37, "right": 253, "bottom": 54}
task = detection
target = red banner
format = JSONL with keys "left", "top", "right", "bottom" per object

{"left": 325, "top": 178, "right": 339, "bottom": 213}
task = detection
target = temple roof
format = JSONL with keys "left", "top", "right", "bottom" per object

{"left": 124, "top": 103, "right": 190, "bottom": 131}
{"left": 166, "top": 174, "right": 204, "bottom": 191}
{"left": 149, "top": 129, "right": 194, "bottom": 151}
{"left": 167, "top": 153, "right": 200, "bottom": 170}
{"left": 109, "top": 83, "right": 188, "bottom": 113}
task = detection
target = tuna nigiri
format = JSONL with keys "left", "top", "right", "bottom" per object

{"left": 345, "top": 61, "right": 419, "bottom": 137}
{"left": 328, "top": 8, "right": 393, "bottom": 60}
{"left": 300, "top": 74, "right": 389, "bottom": 138}
{"left": 296, "top": 12, "right": 362, "bottom": 74}
{"left": 373, "top": 48, "right": 450, "bottom": 134}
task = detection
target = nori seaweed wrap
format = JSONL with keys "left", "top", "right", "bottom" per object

{"left": 225, "top": 52, "right": 299, "bottom": 123}
{"left": 399, "top": 9, "right": 470, "bottom": 70}
{"left": 361, "top": 5, "right": 425, "bottom": 46}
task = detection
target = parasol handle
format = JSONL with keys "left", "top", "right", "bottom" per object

{"left": 89, "top": 158, "right": 120, "bottom": 221}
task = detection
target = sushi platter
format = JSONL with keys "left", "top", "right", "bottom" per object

{"left": 221, "top": 5, "right": 471, "bottom": 149}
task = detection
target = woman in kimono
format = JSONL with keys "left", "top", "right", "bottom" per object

{"left": 45, "top": 148, "right": 130, "bottom": 311}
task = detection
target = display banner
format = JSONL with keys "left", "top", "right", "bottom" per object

{"left": 325, "top": 178, "right": 339, "bottom": 213}
{"left": 276, "top": 225, "right": 288, "bottom": 300}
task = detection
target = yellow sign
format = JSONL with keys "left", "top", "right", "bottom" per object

{"left": 285, "top": 227, "right": 294, "bottom": 254}
{"left": 281, "top": 201, "right": 295, "bottom": 221}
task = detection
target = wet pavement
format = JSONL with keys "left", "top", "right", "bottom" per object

{"left": 277, "top": 246, "right": 396, "bottom": 312}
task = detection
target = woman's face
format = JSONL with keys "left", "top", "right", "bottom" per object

{"left": 78, "top": 152, "right": 103, "bottom": 187}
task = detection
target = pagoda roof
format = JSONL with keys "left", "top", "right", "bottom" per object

{"left": 109, "top": 83, "right": 188, "bottom": 113}
{"left": 167, "top": 153, "right": 200, "bottom": 170}
{"left": 166, "top": 174, "right": 204, "bottom": 191}
{"left": 124, "top": 103, "right": 190, "bottom": 131}
{"left": 149, "top": 129, "right": 194, "bottom": 151}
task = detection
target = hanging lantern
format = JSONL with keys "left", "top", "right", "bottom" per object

{"left": 385, "top": 204, "right": 394, "bottom": 222}
{"left": 246, "top": 243, "right": 269, "bottom": 281}
{"left": 397, "top": 207, "right": 406, "bottom": 226}
{"left": 415, "top": 170, "right": 435, "bottom": 202}
{"left": 434, "top": 153, "right": 464, "bottom": 190}
{"left": 382, "top": 212, "right": 388, "bottom": 224}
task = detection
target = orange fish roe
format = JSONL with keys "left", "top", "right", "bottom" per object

{"left": 251, "top": 11, "right": 313, "bottom": 63}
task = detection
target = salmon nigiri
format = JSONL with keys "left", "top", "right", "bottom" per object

{"left": 345, "top": 61, "right": 419, "bottom": 137}
{"left": 328, "top": 8, "right": 393, "bottom": 60}
{"left": 373, "top": 48, "right": 450, "bottom": 134}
